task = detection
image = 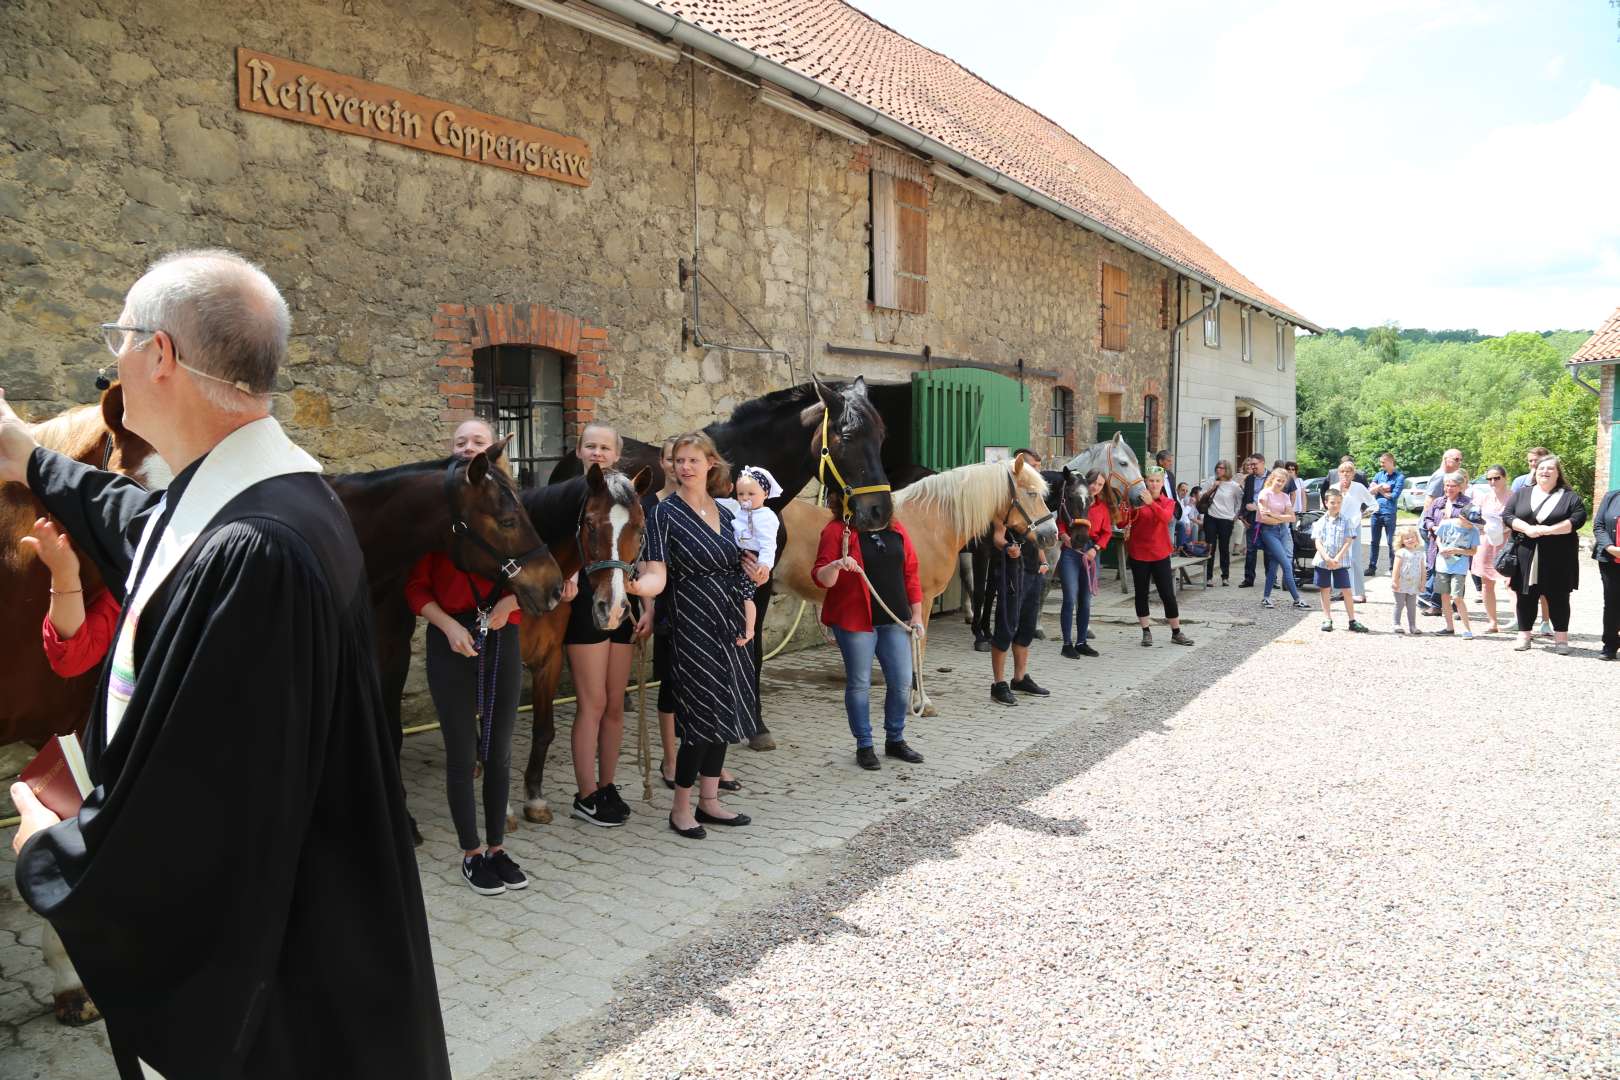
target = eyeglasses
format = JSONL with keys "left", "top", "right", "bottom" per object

{"left": 100, "top": 324, "right": 158, "bottom": 357}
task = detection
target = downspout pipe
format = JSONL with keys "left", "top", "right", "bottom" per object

{"left": 1170, "top": 281, "right": 1219, "bottom": 471}
{"left": 1568, "top": 362, "right": 1604, "bottom": 396}
{"left": 570, "top": 0, "right": 1321, "bottom": 335}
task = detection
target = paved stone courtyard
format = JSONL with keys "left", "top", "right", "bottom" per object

{"left": 3, "top": 560, "right": 1614, "bottom": 1078}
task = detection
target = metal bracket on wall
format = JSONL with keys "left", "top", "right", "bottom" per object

{"left": 679, "top": 256, "right": 792, "bottom": 367}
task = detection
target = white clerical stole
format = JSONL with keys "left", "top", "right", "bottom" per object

{"left": 105, "top": 418, "right": 322, "bottom": 743}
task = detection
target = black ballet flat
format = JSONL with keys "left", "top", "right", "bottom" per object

{"left": 660, "top": 770, "right": 676, "bottom": 790}
{"left": 717, "top": 778, "right": 742, "bottom": 792}
{"left": 668, "top": 815, "right": 706, "bottom": 840}
{"left": 694, "top": 807, "right": 751, "bottom": 827}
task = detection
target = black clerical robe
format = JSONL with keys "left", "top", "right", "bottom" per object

{"left": 15, "top": 447, "right": 449, "bottom": 1080}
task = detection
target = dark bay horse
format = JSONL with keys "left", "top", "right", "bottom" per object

{"left": 515, "top": 464, "right": 651, "bottom": 824}
{"left": 327, "top": 440, "right": 567, "bottom": 842}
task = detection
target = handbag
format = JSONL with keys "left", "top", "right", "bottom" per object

{"left": 1493, "top": 538, "right": 1519, "bottom": 578}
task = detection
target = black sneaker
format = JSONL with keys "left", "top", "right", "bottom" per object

{"left": 1348, "top": 621, "right": 1371, "bottom": 634}
{"left": 462, "top": 853, "right": 506, "bottom": 896}
{"left": 1239, "top": 580, "right": 1254, "bottom": 588}
{"left": 1291, "top": 600, "right": 1311, "bottom": 610}
{"left": 990, "top": 681, "right": 1017, "bottom": 706}
{"left": 885, "top": 740, "right": 924, "bottom": 764}
{"left": 855, "top": 746, "right": 881, "bottom": 770}
{"left": 572, "top": 789, "right": 628, "bottom": 828}
{"left": 972, "top": 636, "right": 992, "bottom": 653}
{"left": 1140, "top": 628, "right": 1153, "bottom": 647}
{"left": 1010, "top": 674, "right": 1050, "bottom": 696}
{"left": 1060, "top": 643, "right": 1080, "bottom": 659}
{"left": 1364, "top": 567, "right": 1377, "bottom": 577}
{"left": 1076, "top": 643, "right": 1100, "bottom": 657}
{"left": 485, "top": 849, "right": 527, "bottom": 890}
{"left": 598, "top": 783, "right": 631, "bottom": 820}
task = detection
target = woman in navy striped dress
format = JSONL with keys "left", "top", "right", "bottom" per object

{"left": 643, "top": 432, "right": 764, "bottom": 839}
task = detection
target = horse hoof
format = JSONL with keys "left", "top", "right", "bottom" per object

{"left": 54, "top": 989, "right": 101, "bottom": 1026}
{"left": 748, "top": 733, "right": 777, "bottom": 752}
{"left": 523, "top": 801, "right": 552, "bottom": 824}
{"left": 505, "top": 812, "right": 520, "bottom": 833}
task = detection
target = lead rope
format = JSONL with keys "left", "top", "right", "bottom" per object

{"left": 473, "top": 616, "right": 500, "bottom": 765}
{"left": 841, "top": 526, "right": 927, "bottom": 718}
{"left": 635, "top": 636, "right": 652, "bottom": 801}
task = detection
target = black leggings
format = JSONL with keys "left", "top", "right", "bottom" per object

{"left": 1132, "top": 557, "right": 1180, "bottom": 620}
{"left": 1205, "top": 516, "right": 1234, "bottom": 581}
{"left": 425, "top": 618, "right": 522, "bottom": 851}
{"left": 1515, "top": 588, "right": 1571, "bottom": 633}
{"left": 674, "top": 741, "right": 728, "bottom": 788}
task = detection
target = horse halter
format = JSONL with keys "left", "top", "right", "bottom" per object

{"left": 1002, "top": 467, "right": 1055, "bottom": 538}
{"left": 575, "top": 492, "right": 640, "bottom": 580}
{"left": 817, "top": 404, "right": 890, "bottom": 523}
{"left": 443, "top": 456, "right": 549, "bottom": 586}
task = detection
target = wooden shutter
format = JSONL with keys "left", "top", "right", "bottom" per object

{"left": 1101, "top": 262, "right": 1129, "bottom": 351}
{"left": 870, "top": 171, "right": 897, "bottom": 309}
{"left": 894, "top": 177, "right": 928, "bottom": 314}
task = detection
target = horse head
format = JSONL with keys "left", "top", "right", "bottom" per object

{"left": 805, "top": 374, "right": 893, "bottom": 531}
{"left": 1067, "top": 433, "right": 1147, "bottom": 509}
{"left": 449, "top": 436, "right": 565, "bottom": 615}
{"left": 1043, "top": 465, "right": 1090, "bottom": 533}
{"left": 1008, "top": 452, "right": 1057, "bottom": 549}
{"left": 579, "top": 463, "right": 650, "bottom": 631}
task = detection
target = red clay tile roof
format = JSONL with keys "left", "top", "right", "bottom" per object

{"left": 645, "top": 0, "right": 1312, "bottom": 326}
{"left": 1570, "top": 306, "right": 1620, "bottom": 365}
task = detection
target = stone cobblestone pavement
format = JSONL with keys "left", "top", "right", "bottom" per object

{"left": 3, "top": 563, "right": 1615, "bottom": 1078}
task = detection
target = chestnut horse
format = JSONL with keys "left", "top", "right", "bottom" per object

{"left": 1, "top": 383, "right": 162, "bottom": 1027}
{"left": 775, "top": 453, "right": 1054, "bottom": 715}
{"left": 515, "top": 464, "right": 651, "bottom": 824}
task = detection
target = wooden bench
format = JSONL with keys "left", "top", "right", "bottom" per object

{"left": 1118, "top": 554, "right": 1208, "bottom": 595}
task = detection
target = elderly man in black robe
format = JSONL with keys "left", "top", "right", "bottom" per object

{"left": 2, "top": 249, "right": 449, "bottom": 1080}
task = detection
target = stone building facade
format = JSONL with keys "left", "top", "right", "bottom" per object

{"left": 2, "top": 0, "right": 1175, "bottom": 469}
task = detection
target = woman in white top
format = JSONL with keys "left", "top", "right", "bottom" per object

{"left": 1200, "top": 459, "right": 1243, "bottom": 587}
{"left": 1325, "top": 461, "right": 1376, "bottom": 602}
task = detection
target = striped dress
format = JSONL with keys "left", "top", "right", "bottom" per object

{"left": 645, "top": 495, "right": 760, "bottom": 746}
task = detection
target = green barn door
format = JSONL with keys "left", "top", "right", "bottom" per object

{"left": 911, "top": 367, "right": 1031, "bottom": 471}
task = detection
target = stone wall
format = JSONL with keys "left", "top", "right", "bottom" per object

{"left": 1, "top": 0, "right": 1175, "bottom": 716}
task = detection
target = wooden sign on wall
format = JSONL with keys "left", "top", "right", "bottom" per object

{"left": 235, "top": 47, "right": 591, "bottom": 186}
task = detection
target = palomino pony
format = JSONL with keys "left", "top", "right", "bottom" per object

{"left": 776, "top": 453, "right": 1054, "bottom": 715}
{"left": 1, "top": 383, "right": 163, "bottom": 1027}
{"left": 515, "top": 464, "right": 651, "bottom": 825}
{"left": 965, "top": 465, "right": 1086, "bottom": 647}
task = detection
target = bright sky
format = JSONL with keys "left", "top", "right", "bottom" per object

{"left": 856, "top": 0, "right": 1620, "bottom": 334}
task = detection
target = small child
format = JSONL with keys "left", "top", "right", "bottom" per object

{"left": 1432, "top": 509, "right": 1479, "bottom": 639}
{"left": 1310, "top": 489, "right": 1369, "bottom": 633}
{"left": 1390, "top": 526, "right": 1426, "bottom": 635}
{"left": 719, "top": 465, "right": 782, "bottom": 570}
{"left": 21, "top": 517, "right": 120, "bottom": 677}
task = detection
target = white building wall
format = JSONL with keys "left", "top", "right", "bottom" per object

{"left": 1172, "top": 280, "right": 1299, "bottom": 485}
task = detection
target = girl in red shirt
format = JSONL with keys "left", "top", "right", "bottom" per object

{"left": 813, "top": 516, "right": 926, "bottom": 771}
{"left": 1124, "top": 467, "right": 1194, "bottom": 648}
{"left": 25, "top": 517, "right": 119, "bottom": 678}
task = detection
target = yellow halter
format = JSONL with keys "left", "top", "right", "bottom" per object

{"left": 817, "top": 402, "right": 891, "bottom": 522}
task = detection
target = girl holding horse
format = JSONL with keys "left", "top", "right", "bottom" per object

{"left": 407, "top": 418, "right": 565, "bottom": 895}
{"left": 1125, "top": 466, "right": 1194, "bottom": 648}
{"left": 643, "top": 432, "right": 768, "bottom": 839}
{"left": 564, "top": 422, "right": 658, "bottom": 828}
{"left": 1057, "top": 470, "right": 1111, "bottom": 659}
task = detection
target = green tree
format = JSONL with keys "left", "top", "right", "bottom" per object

{"left": 1365, "top": 322, "right": 1402, "bottom": 365}
{"left": 1477, "top": 377, "right": 1599, "bottom": 500}
{"left": 1347, "top": 399, "right": 1480, "bottom": 477}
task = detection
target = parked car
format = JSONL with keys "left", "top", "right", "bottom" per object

{"left": 1399, "top": 475, "right": 1431, "bottom": 512}
{"left": 1301, "top": 476, "right": 1323, "bottom": 512}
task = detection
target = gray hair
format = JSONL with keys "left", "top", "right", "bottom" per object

{"left": 123, "top": 249, "right": 288, "bottom": 412}
{"left": 1443, "top": 470, "right": 1467, "bottom": 486}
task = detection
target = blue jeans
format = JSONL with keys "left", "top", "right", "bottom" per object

{"left": 1368, "top": 513, "right": 1397, "bottom": 570}
{"left": 1057, "top": 546, "right": 1092, "bottom": 646}
{"left": 832, "top": 624, "right": 913, "bottom": 748}
{"left": 1259, "top": 523, "right": 1301, "bottom": 601}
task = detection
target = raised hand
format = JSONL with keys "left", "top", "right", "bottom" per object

{"left": 19, "top": 517, "right": 79, "bottom": 579}
{"left": 0, "top": 389, "right": 39, "bottom": 485}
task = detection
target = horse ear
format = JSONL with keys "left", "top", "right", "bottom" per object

{"left": 586, "top": 462, "right": 606, "bottom": 491}
{"left": 100, "top": 381, "right": 128, "bottom": 437}
{"left": 488, "top": 434, "right": 514, "bottom": 464}
{"left": 799, "top": 399, "right": 827, "bottom": 428}
{"left": 631, "top": 466, "right": 654, "bottom": 495}
{"left": 1062, "top": 465, "right": 1073, "bottom": 481}
{"left": 1011, "top": 451, "right": 1029, "bottom": 476}
{"left": 849, "top": 374, "right": 869, "bottom": 398}
{"left": 465, "top": 451, "right": 490, "bottom": 486}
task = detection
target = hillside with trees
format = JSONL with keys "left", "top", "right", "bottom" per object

{"left": 1295, "top": 326, "right": 1599, "bottom": 496}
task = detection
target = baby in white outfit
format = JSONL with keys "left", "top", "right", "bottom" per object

{"left": 718, "top": 465, "right": 782, "bottom": 570}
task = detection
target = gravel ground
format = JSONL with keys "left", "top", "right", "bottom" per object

{"left": 492, "top": 577, "right": 1619, "bottom": 1079}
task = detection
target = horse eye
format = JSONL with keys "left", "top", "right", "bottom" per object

{"left": 500, "top": 517, "right": 518, "bottom": 529}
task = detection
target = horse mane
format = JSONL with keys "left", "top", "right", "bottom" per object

{"left": 894, "top": 459, "right": 1047, "bottom": 537}
{"left": 521, "top": 476, "right": 589, "bottom": 543}
{"left": 29, "top": 403, "right": 107, "bottom": 461}
{"left": 716, "top": 381, "right": 886, "bottom": 441}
